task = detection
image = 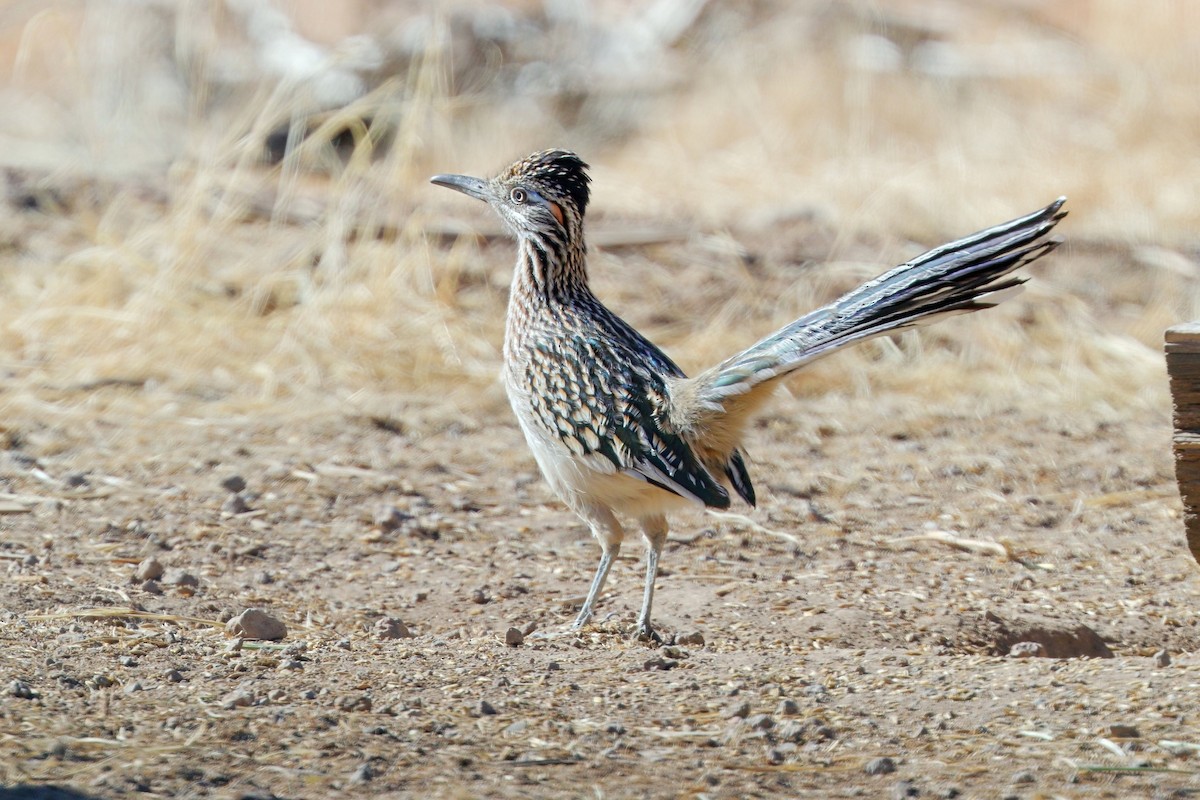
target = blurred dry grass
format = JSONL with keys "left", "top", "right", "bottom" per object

{"left": 0, "top": 0, "right": 1196, "bottom": 437}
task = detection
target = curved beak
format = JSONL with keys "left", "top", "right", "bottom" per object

{"left": 430, "top": 173, "right": 490, "bottom": 202}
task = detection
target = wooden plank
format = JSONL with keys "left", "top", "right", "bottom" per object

{"left": 1167, "top": 323, "right": 1200, "bottom": 565}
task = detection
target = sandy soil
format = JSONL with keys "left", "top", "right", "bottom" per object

{"left": 2, "top": 233, "right": 1199, "bottom": 799}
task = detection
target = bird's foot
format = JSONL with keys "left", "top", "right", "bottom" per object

{"left": 632, "top": 621, "right": 664, "bottom": 645}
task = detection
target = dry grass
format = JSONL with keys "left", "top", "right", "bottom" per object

{"left": 0, "top": 0, "right": 1196, "bottom": 437}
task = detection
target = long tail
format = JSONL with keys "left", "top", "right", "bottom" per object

{"left": 688, "top": 197, "right": 1067, "bottom": 415}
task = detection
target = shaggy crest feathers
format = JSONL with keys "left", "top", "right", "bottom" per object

{"left": 504, "top": 149, "right": 592, "bottom": 215}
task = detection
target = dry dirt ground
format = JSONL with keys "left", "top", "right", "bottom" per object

{"left": 3, "top": 223, "right": 1200, "bottom": 799}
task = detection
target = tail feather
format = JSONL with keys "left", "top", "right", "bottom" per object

{"left": 692, "top": 197, "right": 1067, "bottom": 411}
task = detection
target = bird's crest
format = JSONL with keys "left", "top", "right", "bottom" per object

{"left": 504, "top": 149, "right": 591, "bottom": 216}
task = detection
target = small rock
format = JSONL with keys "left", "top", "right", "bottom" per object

{"left": 1008, "top": 641, "right": 1044, "bottom": 659}
{"left": 135, "top": 557, "right": 164, "bottom": 582}
{"left": 642, "top": 657, "right": 678, "bottom": 671}
{"left": 480, "top": 700, "right": 498, "bottom": 716}
{"left": 985, "top": 610, "right": 1114, "bottom": 658}
{"left": 891, "top": 780, "right": 918, "bottom": 799}
{"left": 119, "top": 656, "right": 136, "bottom": 667}
{"left": 776, "top": 698, "right": 800, "bottom": 716}
{"left": 1011, "top": 769, "right": 1036, "bottom": 784}
{"left": 225, "top": 608, "right": 287, "bottom": 641}
{"left": 1154, "top": 649, "right": 1171, "bottom": 668}
{"left": 864, "top": 757, "right": 896, "bottom": 776}
{"left": 161, "top": 569, "right": 199, "bottom": 588}
{"left": 337, "top": 695, "right": 372, "bottom": 713}
{"left": 374, "top": 617, "right": 413, "bottom": 640}
{"left": 503, "top": 720, "right": 528, "bottom": 736}
{"left": 139, "top": 580, "right": 162, "bottom": 595}
{"left": 374, "top": 504, "right": 411, "bottom": 531}
{"left": 504, "top": 627, "right": 524, "bottom": 647}
{"left": 939, "top": 789, "right": 961, "bottom": 799}
{"left": 22, "top": 554, "right": 37, "bottom": 566}
{"left": 547, "top": 662, "right": 561, "bottom": 671}
{"left": 222, "top": 493, "right": 251, "bottom": 515}
{"left": 722, "top": 701, "right": 751, "bottom": 720}
{"left": 745, "top": 714, "right": 774, "bottom": 731}
{"left": 471, "top": 588, "right": 490, "bottom": 605}
{"left": 676, "top": 631, "right": 705, "bottom": 646}
{"left": 220, "top": 475, "right": 247, "bottom": 493}
{"left": 226, "top": 637, "right": 244, "bottom": 653}
{"left": 163, "top": 669, "right": 183, "bottom": 683}
{"left": 335, "top": 638, "right": 352, "bottom": 650}
{"left": 63, "top": 472, "right": 89, "bottom": 489}
{"left": 123, "top": 681, "right": 143, "bottom": 694}
{"left": 605, "top": 722, "right": 625, "bottom": 735}
{"left": 349, "top": 763, "right": 374, "bottom": 784}
{"left": 222, "top": 687, "right": 255, "bottom": 709}
{"left": 278, "top": 659, "right": 304, "bottom": 671}
{"left": 8, "top": 680, "right": 36, "bottom": 699}
{"left": 776, "top": 720, "right": 807, "bottom": 743}
{"left": 766, "top": 748, "right": 785, "bottom": 765}
{"left": 1107, "top": 724, "right": 1140, "bottom": 739}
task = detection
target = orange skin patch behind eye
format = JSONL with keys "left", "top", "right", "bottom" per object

{"left": 548, "top": 201, "right": 564, "bottom": 226}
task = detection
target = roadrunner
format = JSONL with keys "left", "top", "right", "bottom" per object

{"left": 432, "top": 150, "right": 1065, "bottom": 641}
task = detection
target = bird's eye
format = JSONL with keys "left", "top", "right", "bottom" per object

{"left": 510, "top": 187, "right": 527, "bottom": 204}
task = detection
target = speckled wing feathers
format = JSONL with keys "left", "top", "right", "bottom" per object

{"left": 523, "top": 321, "right": 735, "bottom": 509}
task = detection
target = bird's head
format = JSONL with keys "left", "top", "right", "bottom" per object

{"left": 431, "top": 149, "right": 591, "bottom": 242}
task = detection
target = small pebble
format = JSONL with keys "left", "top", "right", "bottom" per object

{"left": 745, "top": 714, "right": 774, "bottom": 731}
{"left": 63, "top": 472, "right": 89, "bottom": 489}
{"left": 222, "top": 688, "right": 256, "bottom": 709}
{"left": 123, "top": 681, "right": 143, "bottom": 694}
{"left": 335, "top": 638, "right": 352, "bottom": 650}
{"left": 374, "top": 504, "right": 411, "bottom": 531}
{"left": 722, "top": 701, "right": 751, "bottom": 720}
{"left": 119, "top": 656, "right": 137, "bottom": 667}
{"left": 222, "top": 493, "right": 251, "bottom": 515}
{"left": 374, "top": 617, "right": 413, "bottom": 640}
{"left": 225, "top": 608, "right": 287, "bottom": 641}
{"left": 139, "top": 580, "right": 162, "bottom": 595}
{"left": 504, "top": 627, "right": 524, "bottom": 647}
{"left": 349, "top": 763, "right": 374, "bottom": 784}
{"left": 471, "top": 588, "right": 490, "bottom": 605}
{"left": 766, "top": 748, "right": 785, "bottom": 765}
{"left": 22, "top": 554, "right": 38, "bottom": 566}
{"left": 337, "top": 695, "right": 372, "bottom": 712}
{"left": 220, "top": 475, "right": 247, "bottom": 493}
{"left": 865, "top": 756, "right": 896, "bottom": 776}
{"left": 547, "top": 661, "right": 561, "bottom": 671}
{"left": 161, "top": 569, "right": 199, "bottom": 588}
{"left": 278, "top": 659, "right": 304, "bottom": 671}
{"left": 676, "top": 631, "right": 705, "bottom": 646}
{"left": 642, "top": 657, "right": 678, "bottom": 671}
{"left": 1011, "top": 770, "right": 1036, "bottom": 784}
{"left": 605, "top": 722, "right": 625, "bottom": 735}
{"left": 1107, "top": 724, "right": 1140, "bottom": 738}
{"left": 776, "top": 698, "right": 800, "bottom": 716}
{"left": 1154, "top": 649, "right": 1171, "bottom": 668}
{"left": 164, "top": 669, "right": 183, "bottom": 683}
{"left": 8, "top": 680, "right": 36, "bottom": 699}
{"left": 1009, "top": 641, "right": 1043, "bottom": 658}
{"left": 135, "top": 557, "right": 164, "bottom": 582}
{"left": 480, "top": 700, "right": 498, "bottom": 716}
{"left": 777, "top": 720, "right": 806, "bottom": 743}
{"left": 891, "top": 780, "right": 918, "bottom": 799}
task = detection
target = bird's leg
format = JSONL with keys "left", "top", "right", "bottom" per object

{"left": 570, "top": 506, "right": 624, "bottom": 630}
{"left": 634, "top": 515, "right": 669, "bottom": 643}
